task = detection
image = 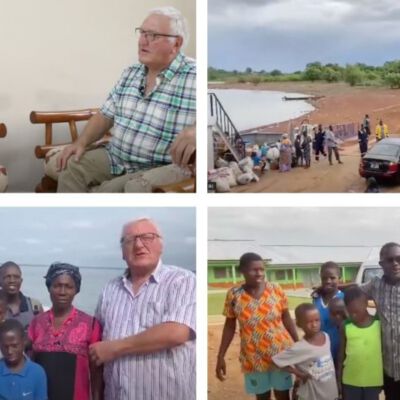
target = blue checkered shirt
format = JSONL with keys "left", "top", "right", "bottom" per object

{"left": 100, "top": 52, "right": 196, "bottom": 175}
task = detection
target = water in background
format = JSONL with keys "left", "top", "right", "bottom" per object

{"left": 19, "top": 265, "right": 124, "bottom": 315}
{"left": 209, "top": 89, "right": 315, "bottom": 131}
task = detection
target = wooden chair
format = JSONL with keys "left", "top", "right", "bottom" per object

{"left": 151, "top": 151, "right": 196, "bottom": 193}
{"left": 30, "top": 109, "right": 110, "bottom": 192}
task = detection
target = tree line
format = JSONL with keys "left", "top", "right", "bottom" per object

{"left": 208, "top": 61, "right": 400, "bottom": 88}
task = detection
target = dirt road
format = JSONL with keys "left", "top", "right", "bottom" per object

{"left": 231, "top": 137, "right": 400, "bottom": 193}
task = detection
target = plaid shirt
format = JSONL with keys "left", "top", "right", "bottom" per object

{"left": 100, "top": 52, "right": 196, "bottom": 175}
{"left": 362, "top": 276, "right": 400, "bottom": 380}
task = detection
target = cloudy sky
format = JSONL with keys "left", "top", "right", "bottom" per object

{"left": 208, "top": 207, "right": 400, "bottom": 262}
{"left": 0, "top": 207, "right": 196, "bottom": 271}
{"left": 208, "top": 0, "right": 400, "bottom": 72}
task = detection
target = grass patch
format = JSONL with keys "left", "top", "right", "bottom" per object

{"left": 208, "top": 291, "right": 310, "bottom": 316}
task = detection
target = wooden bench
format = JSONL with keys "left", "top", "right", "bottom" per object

{"left": 30, "top": 109, "right": 110, "bottom": 192}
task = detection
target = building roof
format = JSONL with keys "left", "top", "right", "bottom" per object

{"left": 208, "top": 240, "right": 379, "bottom": 264}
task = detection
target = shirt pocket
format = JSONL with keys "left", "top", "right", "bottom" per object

{"left": 140, "top": 301, "right": 164, "bottom": 329}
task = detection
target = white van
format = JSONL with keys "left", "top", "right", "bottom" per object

{"left": 354, "top": 261, "right": 383, "bottom": 285}
{"left": 354, "top": 260, "right": 383, "bottom": 312}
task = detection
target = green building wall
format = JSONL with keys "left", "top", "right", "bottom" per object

{"left": 208, "top": 260, "right": 360, "bottom": 289}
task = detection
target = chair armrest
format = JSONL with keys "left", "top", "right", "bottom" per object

{"left": 0, "top": 123, "right": 6, "bottom": 138}
{"left": 152, "top": 178, "right": 195, "bottom": 193}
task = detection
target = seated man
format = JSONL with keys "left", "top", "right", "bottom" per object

{"left": 57, "top": 7, "right": 196, "bottom": 192}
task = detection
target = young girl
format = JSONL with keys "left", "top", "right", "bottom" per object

{"left": 337, "top": 286, "right": 383, "bottom": 400}
{"left": 312, "top": 261, "right": 344, "bottom": 366}
{"left": 216, "top": 252, "right": 298, "bottom": 400}
{"left": 272, "top": 303, "right": 338, "bottom": 400}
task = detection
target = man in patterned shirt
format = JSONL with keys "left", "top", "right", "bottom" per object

{"left": 56, "top": 7, "right": 196, "bottom": 192}
{"left": 89, "top": 218, "right": 195, "bottom": 400}
{"left": 361, "top": 242, "right": 400, "bottom": 400}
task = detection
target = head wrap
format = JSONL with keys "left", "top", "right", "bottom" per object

{"left": 44, "top": 262, "right": 81, "bottom": 293}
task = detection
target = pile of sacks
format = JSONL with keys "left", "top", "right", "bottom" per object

{"left": 208, "top": 157, "right": 260, "bottom": 192}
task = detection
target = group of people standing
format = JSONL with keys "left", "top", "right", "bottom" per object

{"left": 358, "top": 114, "right": 389, "bottom": 157}
{"left": 0, "top": 218, "right": 196, "bottom": 400}
{"left": 283, "top": 124, "right": 343, "bottom": 172}
{"left": 216, "top": 242, "right": 400, "bottom": 400}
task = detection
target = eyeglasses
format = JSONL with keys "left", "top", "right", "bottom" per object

{"left": 135, "top": 28, "right": 179, "bottom": 42}
{"left": 121, "top": 233, "right": 161, "bottom": 246}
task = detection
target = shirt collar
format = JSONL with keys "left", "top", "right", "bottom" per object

{"left": 123, "top": 259, "right": 163, "bottom": 285}
{"left": 6, "top": 292, "right": 28, "bottom": 316}
{"left": 1, "top": 356, "right": 29, "bottom": 376}
{"left": 160, "top": 52, "right": 184, "bottom": 81}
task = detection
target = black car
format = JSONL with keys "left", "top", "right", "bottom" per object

{"left": 359, "top": 138, "right": 400, "bottom": 182}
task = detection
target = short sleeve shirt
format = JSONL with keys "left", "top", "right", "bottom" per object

{"left": 100, "top": 52, "right": 196, "bottom": 175}
{"left": 223, "top": 282, "right": 294, "bottom": 372}
{"left": 95, "top": 263, "right": 196, "bottom": 400}
{"left": 361, "top": 276, "right": 400, "bottom": 380}
{"left": 272, "top": 333, "right": 338, "bottom": 400}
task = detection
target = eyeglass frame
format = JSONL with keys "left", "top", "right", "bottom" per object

{"left": 135, "top": 27, "right": 180, "bottom": 42}
{"left": 120, "top": 232, "right": 162, "bottom": 246}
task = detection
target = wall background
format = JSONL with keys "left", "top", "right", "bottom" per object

{"left": 0, "top": 0, "right": 196, "bottom": 191}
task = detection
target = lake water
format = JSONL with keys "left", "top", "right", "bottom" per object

{"left": 209, "top": 89, "right": 315, "bottom": 131}
{"left": 19, "top": 265, "right": 132, "bottom": 315}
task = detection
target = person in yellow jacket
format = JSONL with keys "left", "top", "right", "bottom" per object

{"left": 375, "top": 119, "right": 389, "bottom": 141}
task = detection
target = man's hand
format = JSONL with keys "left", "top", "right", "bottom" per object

{"left": 56, "top": 142, "right": 86, "bottom": 171}
{"left": 170, "top": 125, "right": 196, "bottom": 167}
{"left": 215, "top": 356, "right": 227, "bottom": 381}
{"left": 89, "top": 340, "right": 121, "bottom": 366}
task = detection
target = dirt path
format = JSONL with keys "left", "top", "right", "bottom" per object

{"left": 230, "top": 137, "right": 400, "bottom": 193}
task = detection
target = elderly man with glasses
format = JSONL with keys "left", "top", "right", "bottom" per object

{"left": 56, "top": 7, "right": 196, "bottom": 192}
{"left": 90, "top": 218, "right": 196, "bottom": 400}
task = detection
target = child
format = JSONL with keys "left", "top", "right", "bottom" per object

{"left": 216, "top": 252, "right": 298, "bottom": 400}
{"left": 0, "top": 319, "right": 48, "bottom": 400}
{"left": 272, "top": 303, "right": 338, "bottom": 400}
{"left": 337, "top": 287, "right": 383, "bottom": 400}
{"left": 312, "top": 261, "right": 344, "bottom": 366}
{"left": 328, "top": 297, "right": 347, "bottom": 329}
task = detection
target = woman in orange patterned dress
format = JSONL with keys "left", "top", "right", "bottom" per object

{"left": 216, "top": 252, "right": 298, "bottom": 400}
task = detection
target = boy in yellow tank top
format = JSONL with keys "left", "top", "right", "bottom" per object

{"left": 337, "top": 286, "right": 383, "bottom": 400}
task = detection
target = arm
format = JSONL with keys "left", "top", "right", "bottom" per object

{"left": 282, "top": 309, "right": 299, "bottom": 342}
{"left": 274, "top": 363, "right": 311, "bottom": 383}
{"left": 169, "top": 124, "right": 196, "bottom": 167}
{"left": 89, "top": 321, "right": 191, "bottom": 366}
{"left": 216, "top": 317, "right": 236, "bottom": 381}
{"left": 35, "top": 366, "right": 48, "bottom": 400}
{"left": 336, "top": 323, "right": 346, "bottom": 397}
{"left": 57, "top": 112, "right": 113, "bottom": 170}
{"left": 90, "top": 362, "right": 104, "bottom": 400}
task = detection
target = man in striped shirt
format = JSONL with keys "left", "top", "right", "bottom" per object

{"left": 57, "top": 7, "right": 196, "bottom": 192}
{"left": 361, "top": 242, "right": 400, "bottom": 400}
{"left": 90, "top": 218, "right": 196, "bottom": 400}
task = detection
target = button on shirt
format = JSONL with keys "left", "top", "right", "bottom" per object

{"left": 100, "top": 52, "right": 196, "bottom": 175}
{"left": 95, "top": 263, "right": 196, "bottom": 400}
{"left": 361, "top": 276, "right": 400, "bottom": 380}
{"left": 0, "top": 358, "right": 48, "bottom": 400}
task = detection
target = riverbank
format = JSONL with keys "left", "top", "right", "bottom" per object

{"left": 208, "top": 81, "right": 400, "bottom": 134}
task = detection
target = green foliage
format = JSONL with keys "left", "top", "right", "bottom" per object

{"left": 344, "top": 65, "right": 365, "bottom": 86}
{"left": 208, "top": 61, "right": 400, "bottom": 88}
{"left": 384, "top": 73, "right": 400, "bottom": 88}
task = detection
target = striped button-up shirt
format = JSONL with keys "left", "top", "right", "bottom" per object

{"left": 362, "top": 276, "right": 400, "bottom": 380}
{"left": 95, "top": 262, "right": 196, "bottom": 400}
{"left": 100, "top": 52, "right": 196, "bottom": 175}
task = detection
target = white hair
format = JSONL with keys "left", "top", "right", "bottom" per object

{"left": 120, "top": 218, "right": 163, "bottom": 243}
{"left": 147, "top": 6, "right": 189, "bottom": 49}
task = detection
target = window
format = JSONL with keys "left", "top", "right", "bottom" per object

{"left": 215, "top": 268, "right": 228, "bottom": 279}
{"left": 275, "top": 270, "right": 286, "bottom": 281}
{"left": 286, "top": 270, "right": 293, "bottom": 280}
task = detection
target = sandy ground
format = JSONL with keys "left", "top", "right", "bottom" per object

{"left": 209, "top": 82, "right": 400, "bottom": 193}
{"left": 208, "top": 315, "right": 385, "bottom": 400}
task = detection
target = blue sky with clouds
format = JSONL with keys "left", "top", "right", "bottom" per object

{"left": 209, "top": 0, "right": 400, "bottom": 72}
{"left": 0, "top": 207, "right": 196, "bottom": 271}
